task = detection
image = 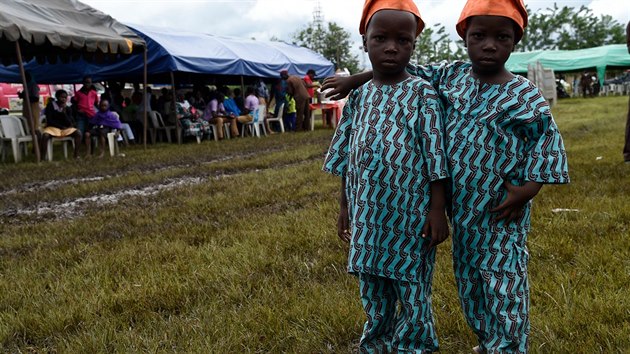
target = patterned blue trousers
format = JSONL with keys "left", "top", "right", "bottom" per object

{"left": 454, "top": 260, "right": 530, "bottom": 353}
{"left": 358, "top": 269, "right": 438, "bottom": 353}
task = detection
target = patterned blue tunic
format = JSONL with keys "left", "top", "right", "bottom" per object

{"left": 323, "top": 77, "right": 449, "bottom": 282}
{"left": 410, "top": 61, "right": 570, "bottom": 353}
{"left": 413, "top": 61, "right": 570, "bottom": 272}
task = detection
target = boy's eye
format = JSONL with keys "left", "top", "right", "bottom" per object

{"left": 471, "top": 32, "right": 483, "bottom": 39}
{"left": 373, "top": 35, "right": 385, "bottom": 41}
{"left": 398, "top": 38, "right": 412, "bottom": 44}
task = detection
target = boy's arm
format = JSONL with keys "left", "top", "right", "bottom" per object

{"left": 321, "top": 63, "right": 447, "bottom": 101}
{"left": 338, "top": 178, "right": 350, "bottom": 242}
{"left": 491, "top": 181, "right": 542, "bottom": 222}
{"left": 321, "top": 71, "right": 372, "bottom": 101}
{"left": 422, "top": 179, "right": 449, "bottom": 248}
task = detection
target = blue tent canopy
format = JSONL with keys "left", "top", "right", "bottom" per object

{"left": 0, "top": 24, "right": 335, "bottom": 83}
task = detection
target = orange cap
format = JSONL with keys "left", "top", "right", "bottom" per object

{"left": 359, "top": 0, "right": 425, "bottom": 37}
{"left": 456, "top": 0, "right": 528, "bottom": 41}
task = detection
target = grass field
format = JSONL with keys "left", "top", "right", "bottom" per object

{"left": 0, "top": 96, "right": 629, "bottom": 353}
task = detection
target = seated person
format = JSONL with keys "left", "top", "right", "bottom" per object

{"left": 239, "top": 86, "right": 271, "bottom": 135}
{"left": 240, "top": 86, "right": 259, "bottom": 124}
{"left": 85, "top": 99, "right": 123, "bottom": 158}
{"left": 233, "top": 88, "right": 245, "bottom": 113}
{"left": 176, "top": 94, "right": 212, "bottom": 141}
{"left": 122, "top": 94, "right": 143, "bottom": 139}
{"left": 41, "top": 89, "right": 81, "bottom": 159}
{"left": 205, "top": 90, "right": 239, "bottom": 138}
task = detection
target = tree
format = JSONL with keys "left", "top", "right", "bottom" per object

{"left": 413, "top": 23, "right": 466, "bottom": 64}
{"left": 519, "top": 4, "right": 626, "bottom": 51}
{"left": 293, "top": 21, "right": 360, "bottom": 74}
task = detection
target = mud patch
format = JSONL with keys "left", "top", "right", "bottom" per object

{"left": 2, "top": 156, "right": 319, "bottom": 222}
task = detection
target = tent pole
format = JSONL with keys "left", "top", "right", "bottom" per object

{"left": 240, "top": 75, "right": 245, "bottom": 96}
{"left": 15, "top": 41, "right": 41, "bottom": 163}
{"left": 143, "top": 46, "right": 148, "bottom": 149}
{"left": 170, "top": 71, "right": 180, "bottom": 144}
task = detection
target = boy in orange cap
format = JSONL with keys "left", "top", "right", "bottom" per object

{"left": 322, "top": 0, "right": 570, "bottom": 353}
{"left": 323, "top": 0, "right": 449, "bottom": 352}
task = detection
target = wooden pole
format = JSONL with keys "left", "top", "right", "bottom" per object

{"left": 143, "top": 46, "right": 148, "bottom": 149}
{"left": 240, "top": 75, "right": 245, "bottom": 96}
{"left": 15, "top": 41, "right": 41, "bottom": 163}
{"left": 170, "top": 71, "right": 180, "bottom": 144}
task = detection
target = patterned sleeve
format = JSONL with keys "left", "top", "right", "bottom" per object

{"left": 418, "top": 83, "right": 449, "bottom": 182}
{"left": 322, "top": 90, "right": 356, "bottom": 177}
{"left": 518, "top": 90, "right": 570, "bottom": 184}
{"left": 407, "top": 61, "right": 449, "bottom": 90}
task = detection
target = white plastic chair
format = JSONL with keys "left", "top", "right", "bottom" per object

{"left": 0, "top": 116, "right": 33, "bottom": 163}
{"left": 46, "top": 136, "right": 74, "bottom": 161}
{"left": 266, "top": 103, "right": 285, "bottom": 133}
{"left": 241, "top": 105, "right": 267, "bottom": 138}
{"left": 150, "top": 111, "right": 177, "bottom": 143}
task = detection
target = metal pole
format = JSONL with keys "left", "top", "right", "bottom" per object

{"left": 15, "top": 41, "right": 41, "bottom": 162}
{"left": 170, "top": 71, "right": 180, "bottom": 144}
{"left": 143, "top": 46, "right": 148, "bottom": 149}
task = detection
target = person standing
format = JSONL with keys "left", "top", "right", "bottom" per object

{"left": 74, "top": 76, "right": 98, "bottom": 138}
{"left": 303, "top": 69, "right": 319, "bottom": 102}
{"left": 282, "top": 69, "right": 310, "bottom": 131}
{"left": 322, "top": 0, "right": 571, "bottom": 351}
{"left": 623, "top": 20, "right": 630, "bottom": 163}
{"left": 323, "top": 0, "right": 450, "bottom": 351}
{"left": 19, "top": 71, "right": 41, "bottom": 134}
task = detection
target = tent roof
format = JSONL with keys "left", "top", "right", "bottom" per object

{"left": 506, "top": 44, "right": 630, "bottom": 81}
{"left": 127, "top": 24, "right": 335, "bottom": 78}
{"left": 0, "top": 24, "right": 335, "bottom": 83}
{"left": 0, "top": 0, "right": 145, "bottom": 65}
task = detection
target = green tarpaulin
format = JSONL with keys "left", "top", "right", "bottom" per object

{"left": 506, "top": 44, "right": 630, "bottom": 84}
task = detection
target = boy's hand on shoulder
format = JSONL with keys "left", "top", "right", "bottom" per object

{"left": 422, "top": 209, "right": 449, "bottom": 249}
{"left": 491, "top": 181, "right": 543, "bottom": 222}
{"left": 321, "top": 77, "right": 347, "bottom": 101}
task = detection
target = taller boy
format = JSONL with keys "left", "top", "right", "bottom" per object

{"left": 323, "top": 0, "right": 449, "bottom": 352}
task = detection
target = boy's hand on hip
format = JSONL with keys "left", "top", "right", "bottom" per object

{"left": 491, "top": 181, "right": 543, "bottom": 222}
{"left": 422, "top": 209, "right": 449, "bottom": 249}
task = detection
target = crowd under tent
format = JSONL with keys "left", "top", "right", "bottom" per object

{"left": 0, "top": 0, "right": 148, "bottom": 160}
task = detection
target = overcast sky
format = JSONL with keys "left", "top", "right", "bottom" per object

{"left": 83, "top": 0, "right": 629, "bottom": 69}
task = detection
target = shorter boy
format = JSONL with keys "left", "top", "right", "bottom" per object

{"left": 323, "top": 0, "right": 449, "bottom": 352}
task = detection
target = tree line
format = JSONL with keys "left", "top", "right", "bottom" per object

{"left": 290, "top": 3, "right": 627, "bottom": 74}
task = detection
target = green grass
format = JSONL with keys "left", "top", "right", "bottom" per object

{"left": 0, "top": 98, "right": 629, "bottom": 353}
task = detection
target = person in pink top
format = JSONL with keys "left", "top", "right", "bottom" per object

{"left": 303, "top": 69, "right": 319, "bottom": 101}
{"left": 73, "top": 76, "right": 98, "bottom": 138}
{"left": 233, "top": 87, "right": 261, "bottom": 136}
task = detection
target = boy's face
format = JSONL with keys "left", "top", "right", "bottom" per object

{"left": 465, "top": 16, "right": 516, "bottom": 76}
{"left": 364, "top": 10, "right": 416, "bottom": 79}
{"left": 99, "top": 101, "right": 109, "bottom": 112}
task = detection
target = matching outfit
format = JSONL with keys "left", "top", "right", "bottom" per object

{"left": 411, "top": 61, "right": 569, "bottom": 353}
{"left": 323, "top": 77, "right": 448, "bottom": 353}
{"left": 326, "top": 0, "right": 569, "bottom": 352}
